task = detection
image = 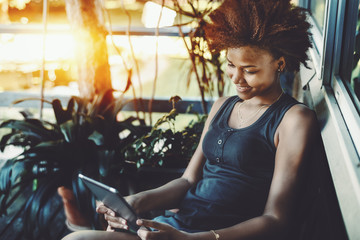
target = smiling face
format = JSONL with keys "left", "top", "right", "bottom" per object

{"left": 226, "top": 46, "right": 285, "bottom": 102}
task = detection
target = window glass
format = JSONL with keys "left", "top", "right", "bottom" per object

{"left": 0, "top": 32, "right": 76, "bottom": 93}
{"left": 1, "top": 0, "right": 65, "bottom": 25}
{"left": 310, "top": 0, "right": 326, "bottom": 30}
{"left": 107, "top": 35, "right": 205, "bottom": 99}
{"left": 0, "top": 0, "right": 148, "bottom": 97}
{"left": 0, "top": 0, "right": 227, "bottom": 129}
{"left": 0, "top": 0, "right": 145, "bottom": 25}
{"left": 347, "top": 4, "right": 360, "bottom": 109}
{"left": 0, "top": 33, "right": 210, "bottom": 96}
{"left": 0, "top": 1, "right": 224, "bottom": 100}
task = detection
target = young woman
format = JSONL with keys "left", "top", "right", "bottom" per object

{"left": 63, "top": 0, "right": 316, "bottom": 239}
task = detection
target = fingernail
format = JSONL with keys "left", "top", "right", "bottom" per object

{"left": 137, "top": 219, "right": 143, "bottom": 225}
{"left": 110, "top": 212, "right": 115, "bottom": 217}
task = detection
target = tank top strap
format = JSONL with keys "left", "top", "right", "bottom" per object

{"left": 210, "top": 96, "right": 239, "bottom": 128}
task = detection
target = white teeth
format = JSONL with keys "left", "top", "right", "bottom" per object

{"left": 236, "top": 86, "right": 251, "bottom": 92}
{"left": 239, "top": 86, "right": 250, "bottom": 90}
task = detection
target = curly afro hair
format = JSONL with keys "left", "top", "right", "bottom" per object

{"left": 204, "top": 0, "right": 312, "bottom": 72}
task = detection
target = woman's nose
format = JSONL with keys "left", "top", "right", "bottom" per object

{"left": 232, "top": 70, "right": 244, "bottom": 84}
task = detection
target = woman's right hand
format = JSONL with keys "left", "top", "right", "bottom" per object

{"left": 96, "top": 203, "right": 128, "bottom": 231}
{"left": 96, "top": 195, "right": 138, "bottom": 232}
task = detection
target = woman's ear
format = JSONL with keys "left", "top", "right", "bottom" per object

{"left": 277, "top": 57, "right": 286, "bottom": 72}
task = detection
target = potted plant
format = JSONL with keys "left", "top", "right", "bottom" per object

{"left": 0, "top": 91, "right": 207, "bottom": 238}
{"left": 125, "top": 96, "right": 207, "bottom": 192}
{"left": 0, "top": 89, "right": 147, "bottom": 238}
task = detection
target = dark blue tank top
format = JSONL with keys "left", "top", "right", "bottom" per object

{"left": 154, "top": 93, "right": 299, "bottom": 232}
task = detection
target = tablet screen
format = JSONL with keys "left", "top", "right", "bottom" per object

{"left": 78, "top": 174, "right": 139, "bottom": 234}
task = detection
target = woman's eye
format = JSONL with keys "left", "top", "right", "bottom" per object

{"left": 227, "top": 62, "right": 235, "bottom": 68}
{"left": 244, "top": 70, "right": 258, "bottom": 74}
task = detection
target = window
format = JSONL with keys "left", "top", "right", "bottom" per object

{"left": 300, "top": 1, "right": 360, "bottom": 238}
{"left": 298, "top": 0, "right": 329, "bottom": 80}
{"left": 0, "top": 0, "right": 225, "bottom": 122}
{"left": 298, "top": 0, "right": 360, "bottom": 153}
{"left": 343, "top": 4, "right": 360, "bottom": 113}
{"left": 0, "top": 1, "right": 187, "bottom": 96}
{"left": 310, "top": 0, "right": 327, "bottom": 31}
{"left": 331, "top": 0, "right": 360, "bottom": 152}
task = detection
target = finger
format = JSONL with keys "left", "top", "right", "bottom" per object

{"left": 97, "top": 206, "right": 116, "bottom": 218}
{"left": 105, "top": 216, "right": 128, "bottom": 230}
{"left": 104, "top": 214, "right": 126, "bottom": 224}
{"left": 106, "top": 225, "right": 115, "bottom": 232}
{"left": 137, "top": 228, "right": 154, "bottom": 240}
{"left": 96, "top": 204, "right": 112, "bottom": 214}
{"left": 107, "top": 220, "right": 129, "bottom": 230}
{"left": 95, "top": 200, "right": 102, "bottom": 208}
{"left": 137, "top": 219, "right": 171, "bottom": 231}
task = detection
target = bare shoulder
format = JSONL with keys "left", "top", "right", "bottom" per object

{"left": 280, "top": 103, "right": 318, "bottom": 137}
{"left": 202, "top": 96, "right": 232, "bottom": 129}
{"left": 285, "top": 103, "right": 316, "bottom": 123}
{"left": 212, "top": 96, "right": 230, "bottom": 111}
{"left": 207, "top": 96, "right": 231, "bottom": 118}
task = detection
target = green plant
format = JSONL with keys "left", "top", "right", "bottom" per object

{"left": 125, "top": 96, "right": 207, "bottom": 169}
{"left": 0, "top": 89, "right": 146, "bottom": 238}
{"left": 171, "top": 0, "right": 226, "bottom": 113}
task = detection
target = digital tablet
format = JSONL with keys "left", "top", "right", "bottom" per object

{"left": 78, "top": 174, "right": 139, "bottom": 234}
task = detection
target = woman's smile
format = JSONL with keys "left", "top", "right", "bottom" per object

{"left": 236, "top": 85, "right": 252, "bottom": 93}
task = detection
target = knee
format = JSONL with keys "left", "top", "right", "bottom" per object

{"left": 62, "top": 231, "right": 91, "bottom": 240}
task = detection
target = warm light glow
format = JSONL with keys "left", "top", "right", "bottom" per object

{"left": 104, "top": 0, "right": 136, "bottom": 9}
{"left": 0, "top": 29, "right": 189, "bottom": 95}
{"left": 107, "top": 35, "right": 188, "bottom": 91}
{"left": 107, "top": 35, "right": 187, "bottom": 57}
{"left": 0, "top": 33, "right": 187, "bottom": 70}
{"left": 9, "top": 0, "right": 31, "bottom": 10}
{"left": 141, "top": 1, "right": 176, "bottom": 28}
{"left": 0, "top": 33, "right": 75, "bottom": 72}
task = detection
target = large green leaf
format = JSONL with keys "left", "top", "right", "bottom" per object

{"left": 0, "top": 132, "right": 17, "bottom": 152}
{"left": 59, "top": 120, "right": 77, "bottom": 143}
{"left": 88, "top": 131, "right": 105, "bottom": 146}
{"left": 0, "top": 158, "right": 29, "bottom": 193}
{"left": 52, "top": 98, "right": 75, "bottom": 125}
{"left": 0, "top": 119, "right": 62, "bottom": 142}
{"left": 24, "top": 175, "right": 69, "bottom": 239}
{"left": 88, "top": 89, "right": 114, "bottom": 119}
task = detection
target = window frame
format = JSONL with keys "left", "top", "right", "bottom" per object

{"left": 300, "top": 0, "right": 360, "bottom": 238}
{"left": 331, "top": 0, "right": 360, "bottom": 153}
{"left": 302, "top": 0, "right": 360, "bottom": 159}
{"left": 299, "top": 0, "right": 329, "bottom": 83}
{"left": 336, "top": 0, "right": 360, "bottom": 112}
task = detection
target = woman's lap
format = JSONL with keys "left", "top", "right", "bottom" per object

{"left": 62, "top": 230, "right": 140, "bottom": 240}
{"left": 62, "top": 214, "right": 199, "bottom": 239}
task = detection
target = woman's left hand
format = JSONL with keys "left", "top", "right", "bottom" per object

{"left": 136, "top": 219, "right": 192, "bottom": 240}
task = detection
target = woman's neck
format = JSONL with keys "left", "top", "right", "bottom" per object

{"left": 243, "top": 89, "right": 284, "bottom": 106}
